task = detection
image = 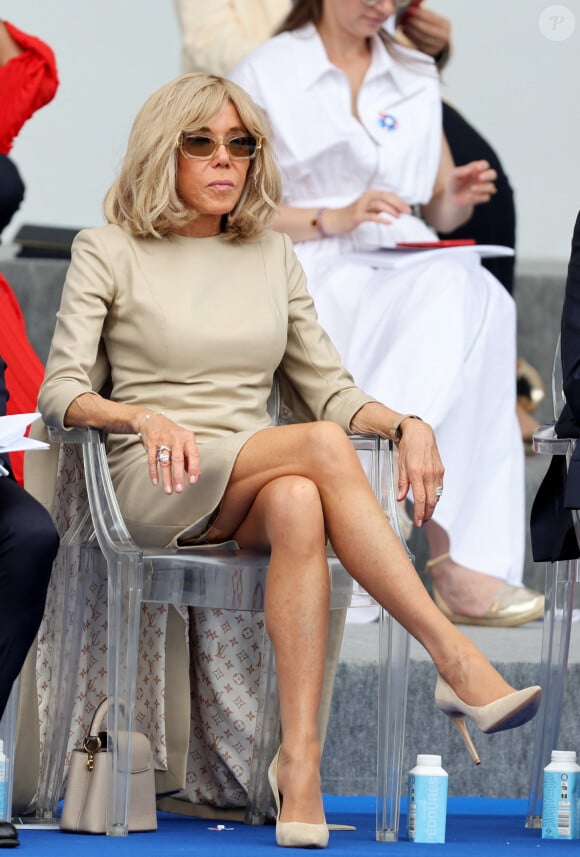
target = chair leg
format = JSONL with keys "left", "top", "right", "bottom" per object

{"left": 525, "top": 559, "right": 576, "bottom": 829}
{"left": 376, "top": 608, "right": 410, "bottom": 842}
{"left": 35, "top": 509, "right": 94, "bottom": 821}
{"left": 245, "top": 626, "right": 279, "bottom": 825}
{"left": 106, "top": 552, "right": 143, "bottom": 836}
{"left": 0, "top": 678, "right": 19, "bottom": 822}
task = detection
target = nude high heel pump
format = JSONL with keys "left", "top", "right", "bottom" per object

{"left": 268, "top": 747, "right": 329, "bottom": 849}
{"left": 435, "top": 676, "right": 541, "bottom": 766}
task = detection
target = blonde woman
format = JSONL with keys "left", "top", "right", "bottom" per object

{"left": 40, "top": 72, "right": 540, "bottom": 848}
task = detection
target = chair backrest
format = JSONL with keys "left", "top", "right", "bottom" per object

{"left": 552, "top": 333, "right": 565, "bottom": 421}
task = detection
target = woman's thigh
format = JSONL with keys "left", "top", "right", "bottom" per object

{"left": 208, "top": 421, "right": 359, "bottom": 541}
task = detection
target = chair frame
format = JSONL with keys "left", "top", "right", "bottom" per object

{"left": 42, "top": 421, "right": 411, "bottom": 840}
{"left": 526, "top": 336, "right": 578, "bottom": 828}
{"left": 525, "top": 425, "right": 578, "bottom": 828}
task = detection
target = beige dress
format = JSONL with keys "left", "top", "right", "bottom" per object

{"left": 31, "top": 223, "right": 374, "bottom": 813}
{"left": 39, "top": 224, "right": 372, "bottom": 546}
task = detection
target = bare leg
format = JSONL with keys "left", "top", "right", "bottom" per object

{"left": 209, "top": 422, "right": 519, "bottom": 821}
{"left": 424, "top": 520, "right": 513, "bottom": 618}
{"left": 233, "top": 475, "right": 329, "bottom": 825}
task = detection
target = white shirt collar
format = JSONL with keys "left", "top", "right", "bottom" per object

{"left": 289, "top": 22, "right": 437, "bottom": 96}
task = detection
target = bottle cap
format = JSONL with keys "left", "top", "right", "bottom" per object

{"left": 416, "top": 754, "right": 442, "bottom": 767}
{"left": 551, "top": 750, "right": 577, "bottom": 763}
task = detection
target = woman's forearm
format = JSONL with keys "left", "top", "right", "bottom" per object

{"left": 272, "top": 205, "right": 330, "bottom": 243}
{"left": 64, "top": 392, "right": 153, "bottom": 437}
{"left": 421, "top": 190, "right": 473, "bottom": 235}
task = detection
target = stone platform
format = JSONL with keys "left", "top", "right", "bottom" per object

{"left": 321, "top": 620, "right": 580, "bottom": 799}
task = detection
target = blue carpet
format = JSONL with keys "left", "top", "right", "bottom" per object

{"left": 15, "top": 797, "right": 559, "bottom": 855}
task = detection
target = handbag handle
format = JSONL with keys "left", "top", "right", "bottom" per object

{"left": 88, "top": 697, "right": 128, "bottom": 737}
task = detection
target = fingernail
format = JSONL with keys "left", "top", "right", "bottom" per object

{"left": 417, "top": 519, "right": 423, "bottom": 528}
{"left": 190, "top": 474, "right": 198, "bottom": 484}
{"left": 175, "top": 483, "right": 183, "bottom": 493}
{"left": 165, "top": 485, "right": 172, "bottom": 494}
{"left": 152, "top": 478, "right": 158, "bottom": 486}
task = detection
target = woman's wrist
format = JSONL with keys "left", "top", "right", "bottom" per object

{"left": 136, "top": 409, "right": 166, "bottom": 439}
{"left": 311, "top": 207, "right": 330, "bottom": 238}
{"left": 389, "top": 413, "right": 423, "bottom": 443}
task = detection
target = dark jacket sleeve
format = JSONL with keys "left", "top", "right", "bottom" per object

{"left": 531, "top": 211, "right": 580, "bottom": 560}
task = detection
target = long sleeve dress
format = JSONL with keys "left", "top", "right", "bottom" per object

{"left": 34, "top": 223, "right": 374, "bottom": 811}
{"left": 231, "top": 24, "right": 525, "bottom": 585}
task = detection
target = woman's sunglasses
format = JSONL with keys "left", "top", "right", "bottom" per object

{"left": 178, "top": 132, "right": 262, "bottom": 160}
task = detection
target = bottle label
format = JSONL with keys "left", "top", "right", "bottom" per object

{"left": 407, "top": 773, "right": 447, "bottom": 843}
{"left": 542, "top": 770, "right": 580, "bottom": 839}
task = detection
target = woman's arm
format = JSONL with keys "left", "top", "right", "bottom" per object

{"left": 272, "top": 192, "right": 412, "bottom": 243}
{"left": 349, "top": 401, "right": 444, "bottom": 526}
{"left": 421, "top": 133, "right": 497, "bottom": 234}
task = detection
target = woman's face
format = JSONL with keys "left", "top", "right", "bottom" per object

{"left": 322, "top": 0, "right": 395, "bottom": 38}
{"left": 175, "top": 100, "right": 252, "bottom": 238}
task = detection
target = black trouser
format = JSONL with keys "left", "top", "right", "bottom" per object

{"left": 0, "top": 475, "right": 59, "bottom": 718}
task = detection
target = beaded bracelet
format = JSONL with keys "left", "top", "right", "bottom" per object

{"left": 311, "top": 207, "right": 330, "bottom": 239}
{"left": 137, "top": 410, "right": 166, "bottom": 440}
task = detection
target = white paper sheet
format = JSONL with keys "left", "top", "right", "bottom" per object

{"left": 0, "top": 412, "right": 48, "bottom": 453}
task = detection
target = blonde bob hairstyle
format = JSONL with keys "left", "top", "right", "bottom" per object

{"left": 103, "top": 72, "right": 282, "bottom": 241}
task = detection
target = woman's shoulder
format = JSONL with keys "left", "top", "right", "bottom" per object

{"left": 72, "top": 223, "right": 139, "bottom": 252}
{"left": 232, "top": 24, "right": 313, "bottom": 75}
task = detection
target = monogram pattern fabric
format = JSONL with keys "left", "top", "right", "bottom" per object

{"left": 36, "top": 442, "right": 266, "bottom": 810}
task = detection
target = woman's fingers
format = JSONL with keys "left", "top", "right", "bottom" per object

{"left": 396, "top": 423, "right": 444, "bottom": 526}
{"left": 141, "top": 415, "right": 200, "bottom": 492}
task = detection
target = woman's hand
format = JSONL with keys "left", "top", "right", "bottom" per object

{"left": 396, "top": 417, "right": 444, "bottom": 527}
{"left": 350, "top": 403, "right": 444, "bottom": 526}
{"left": 139, "top": 412, "right": 201, "bottom": 494}
{"left": 399, "top": 5, "right": 451, "bottom": 63}
{"left": 325, "top": 190, "right": 412, "bottom": 235}
{"left": 447, "top": 160, "right": 497, "bottom": 209}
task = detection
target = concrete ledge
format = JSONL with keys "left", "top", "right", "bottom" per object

{"left": 322, "top": 623, "right": 580, "bottom": 798}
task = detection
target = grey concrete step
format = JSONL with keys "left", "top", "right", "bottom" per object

{"left": 322, "top": 622, "right": 580, "bottom": 799}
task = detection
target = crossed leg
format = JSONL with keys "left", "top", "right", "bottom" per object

{"left": 208, "top": 421, "right": 514, "bottom": 824}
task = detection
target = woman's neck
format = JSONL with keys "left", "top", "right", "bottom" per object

{"left": 315, "top": 21, "right": 372, "bottom": 118}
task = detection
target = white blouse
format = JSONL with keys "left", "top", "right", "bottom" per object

{"left": 231, "top": 23, "right": 442, "bottom": 211}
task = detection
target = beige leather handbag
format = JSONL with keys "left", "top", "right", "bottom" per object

{"left": 60, "top": 698, "right": 157, "bottom": 833}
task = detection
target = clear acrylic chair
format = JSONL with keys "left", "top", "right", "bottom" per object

{"left": 0, "top": 680, "right": 19, "bottom": 823}
{"left": 43, "top": 393, "right": 411, "bottom": 839}
{"left": 526, "top": 334, "right": 579, "bottom": 828}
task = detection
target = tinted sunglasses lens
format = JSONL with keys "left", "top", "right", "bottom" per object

{"left": 181, "top": 136, "right": 216, "bottom": 157}
{"left": 228, "top": 136, "right": 258, "bottom": 158}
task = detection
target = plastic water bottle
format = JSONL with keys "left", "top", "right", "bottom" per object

{"left": 542, "top": 750, "right": 580, "bottom": 839}
{"left": 0, "top": 740, "right": 6, "bottom": 820}
{"left": 407, "top": 753, "right": 448, "bottom": 843}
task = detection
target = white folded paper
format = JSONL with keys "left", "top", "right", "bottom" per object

{"left": 0, "top": 412, "right": 48, "bottom": 453}
{"left": 346, "top": 244, "right": 515, "bottom": 270}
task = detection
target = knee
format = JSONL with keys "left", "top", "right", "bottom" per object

{"left": 303, "top": 421, "right": 357, "bottom": 475}
{"left": 263, "top": 476, "right": 325, "bottom": 545}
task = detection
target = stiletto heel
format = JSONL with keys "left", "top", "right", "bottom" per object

{"left": 449, "top": 715, "right": 481, "bottom": 766}
{"left": 435, "top": 676, "right": 541, "bottom": 765}
{"left": 268, "top": 747, "right": 329, "bottom": 849}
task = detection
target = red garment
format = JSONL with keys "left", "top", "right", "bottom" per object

{"left": 0, "top": 275, "right": 44, "bottom": 486}
{"left": 0, "top": 21, "right": 59, "bottom": 155}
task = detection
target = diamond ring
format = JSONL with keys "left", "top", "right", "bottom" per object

{"left": 157, "top": 445, "right": 172, "bottom": 464}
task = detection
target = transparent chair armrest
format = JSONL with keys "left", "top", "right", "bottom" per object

{"left": 48, "top": 424, "right": 139, "bottom": 558}
{"left": 532, "top": 424, "right": 575, "bottom": 457}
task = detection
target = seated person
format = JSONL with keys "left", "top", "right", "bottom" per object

{"left": 230, "top": 0, "right": 543, "bottom": 626}
{"left": 531, "top": 210, "right": 580, "bottom": 561}
{"left": 0, "top": 356, "right": 59, "bottom": 846}
{"left": 37, "top": 71, "right": 540, "bottom": 845}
